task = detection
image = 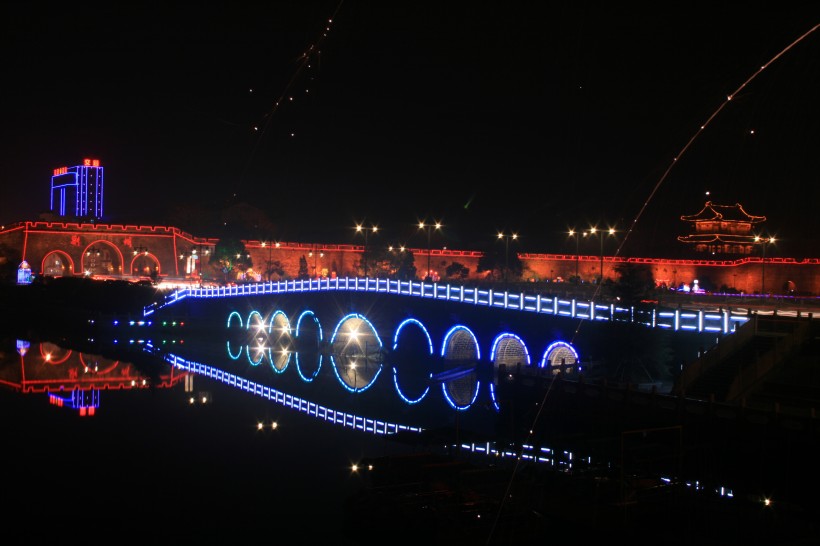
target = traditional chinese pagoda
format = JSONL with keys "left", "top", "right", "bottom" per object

{"left": 677, "top": 201, "right": 766, "bottom": 255}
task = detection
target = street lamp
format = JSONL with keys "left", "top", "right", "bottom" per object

{"left": 309, "top": 245, "right": 324, "bottom": 278}
{"left": 418, "top": 220, "right": 442, "bottom": 282}
{"left": 587, "top": 227, "right": 615, "bottom": 284}
{"left": 497, "top": 231, "right": 518, "bottom": 282}
{"left": 260, "top": 240, "right": 279, "bottom": 281}
{"left": 754, "top": 235, "right": 775, "bottom": 295}
{"left": 355, "top": 224, "right": 378, "bottom": 278}
{"left": 568, "top": 230, "right": 580, "bottom": 282}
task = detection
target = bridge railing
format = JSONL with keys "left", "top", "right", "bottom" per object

{"left": 143, "top": 276, "right": 752, "bottom": 334}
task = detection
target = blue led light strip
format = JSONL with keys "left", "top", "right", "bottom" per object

{"left": 144, "top": 277, "right": 749, "bottom": 334}
{"left": 159, "top": 350, "right": 424, "bottom": 437}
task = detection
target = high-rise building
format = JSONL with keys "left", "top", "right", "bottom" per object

{"left": 50, "top": 158, "right": 104, "bottom": 219}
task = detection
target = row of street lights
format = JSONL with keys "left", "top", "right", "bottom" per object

{"left": 356, "top": 221, "right": 443, "bottom": 280}
{"left": 568, "top": 227, "right": 616, "bottom": 283}
{"left": 355, "top": 224, "right": 378, "bottom": 277}
{"left": 418, "top": 221, "right": 442, "bottom": 281}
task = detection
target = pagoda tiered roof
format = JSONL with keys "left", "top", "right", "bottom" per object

{"left": 677, "top": 201, "right": 767, "bottom": 255}
{"left": 680, "top": 201, "right": 766, "bottom": 224}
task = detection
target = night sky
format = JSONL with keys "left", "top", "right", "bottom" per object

{"left": 4, "top": 3, "right": 819, "bottom": 257}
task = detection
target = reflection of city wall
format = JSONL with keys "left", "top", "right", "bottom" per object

{"left": 0, "top": 340, "right": 185, "bottom": 393}
{"left": 2, "top": 220, "right": 819, "bottom": 295}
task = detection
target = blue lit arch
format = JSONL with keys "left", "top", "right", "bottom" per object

{"left": 294, "top": 310, "right": 323, "bottom": 382}
{"left": 390, "top": 318, "right": 433, "bottom": 405}
{"left": 488, "top": 332, "right": 530, "bottom": 411}
{"left": 440, "top": 325, "right": 480, "bottom": 411}
{"left": 246, "top": 343, "right": 268, "bottom": 366}
{"left": 539, "top": 341, "right": 580, "bottom": 375}
{"left": 226, "top": 311, "right": 245, "bottom": 359}
{"left": 226, "top": 311, "right": 244, "bottom": 328}
{"left": 268, "top": 310, "right": 293, "bottom": 373}
{"left": 329, "top": 313, "right": 384, "bottom": 393}
{"left": 246, "top": 310, "right": 266, "bottom": 332}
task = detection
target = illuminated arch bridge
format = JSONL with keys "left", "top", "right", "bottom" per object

{"left": 142, "top": 277, "right": 749, "bottom": 413}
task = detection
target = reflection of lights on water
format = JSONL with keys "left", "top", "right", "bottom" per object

{"left": 188, "top": 392, "right": 210, "bottom": 405}
{"left": 256, "top": 421, "right": 279, "bottom": 431}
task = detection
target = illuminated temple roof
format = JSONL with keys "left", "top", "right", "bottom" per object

{"left": 680, "top": 201, "right": 766, "bottom": 224}
{"left": 676, "top": 233, "right": 760, "bottom": 244}
{"left": 677, "top": 201, "right": 766, "bottom": 255}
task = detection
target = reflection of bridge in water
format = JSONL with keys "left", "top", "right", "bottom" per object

{"left": 129, "top": 279, "right": 820, "bottom": 531}
{"left": 137, "top": 277, "right": 744, "bottom": 419}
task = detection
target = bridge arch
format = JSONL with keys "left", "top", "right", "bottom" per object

{"left": 390, "top": 318, "right": 433, "bottom": 404}
{"left": 489, "top": 332, "right": 531, "bottom": 370}
{"left": 246, "top": 344, "right": 267, "bottom": 366}
{"left": 244, "top": 310, "right": 271, "bottom": 367}
{"left": 294, "top": 310, "right": 323, "bottom": 382}
{"left": 268, "top": 310, "right": 293, "bottom": 373}
{"left": 246, "top": 310, "right": 265, "bottom": 331}
{"left": 440, "top": 325, "right": 480, "bottom": 410}
{"left": 539, "top": 341, "right": 580, "bottom": 375}
{"left": 330, "top": 313, "right": 384, "bottom": 393}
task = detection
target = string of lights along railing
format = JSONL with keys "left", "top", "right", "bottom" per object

{"left": 144, "top": 277, "right": 753, "bottom": 335}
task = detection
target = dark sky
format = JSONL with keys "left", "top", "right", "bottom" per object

{"left": 4, "top": 3, "right": 819, "bottom": 257}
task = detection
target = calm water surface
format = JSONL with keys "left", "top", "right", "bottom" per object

{"left": 4, "top": 328, "right": 819, "bottom": 545}
{"left": 1, "top": 334, "right": 429, "bottom": 544}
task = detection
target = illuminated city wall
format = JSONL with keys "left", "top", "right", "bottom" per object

{"left": 1, "top": 220, "right": 818, "bottom": 295}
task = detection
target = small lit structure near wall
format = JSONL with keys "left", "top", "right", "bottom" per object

{"left": 17, "top": 260, "right": 32, "bottom": 285}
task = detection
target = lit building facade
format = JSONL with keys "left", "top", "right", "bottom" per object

{"left": 50, "top": 158, "right": 104, "bottom": 219}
